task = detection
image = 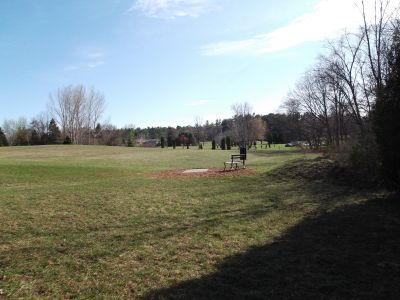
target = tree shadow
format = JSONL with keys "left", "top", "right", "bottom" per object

{"left": 143, "top": 196, "right": 400, "bottom": 299}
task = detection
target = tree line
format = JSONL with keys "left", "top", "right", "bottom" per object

{"left": 1, "top": 101, "right": 287, "bottom": 148}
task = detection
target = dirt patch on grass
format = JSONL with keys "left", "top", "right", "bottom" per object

{"left": 148, "top": 168, "right": 254, "bottom": 179}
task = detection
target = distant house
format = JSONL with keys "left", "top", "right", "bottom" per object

{"left": 137, "top": 138, "right": 160, "bottom": 147}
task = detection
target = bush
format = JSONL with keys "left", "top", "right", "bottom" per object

{"left": 327, "top": 134, "right": 380, "bottom": 185}
{"left": 63, "top": 136, "right": 72, "bottom": 144}
{"left": 349, "top": 135, "right": 379, "bottom": 174}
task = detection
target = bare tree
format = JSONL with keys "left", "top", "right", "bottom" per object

{"left": 231, "top": 102, "right": 266, "bottom": 148}
{"left": 30, "top": 112, "right": 50, "bottom": 144}
{"left": 248, "top": 117, "right": 267, "bottom": 147}
{"left": 193, "top": 116, "right": 204, "bottom": 148}
{"left": 48, "top": 85, "right": 105, "bottom": 144}
{"left": 324, "top": 32, "right": 367, "bottom": 132}
{"left": 283, "top": 0, "right": 400, "bottom": 150}
{"left": 1, "top": 117, "right": 30, "bottom": 146}
{"left": 360, "top": 0, "right": 399, "bottom": 92}
{"left": 231, "top": 102, "right": 253, "bottom": 147}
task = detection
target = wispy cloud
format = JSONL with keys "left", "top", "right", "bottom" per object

{"left": 184, "top": 99, "right": 213, "bottom": 107}
{"left": 63, "top": 65, "right": 81, "bottom": 72}
{"left": 64, "top": 47, "right": 105, "bottom": 72}
{"left": 87, "top": 51, "right": 105, "bottom": 59}
{"left": 201, "top": 0, "right": 394, "bottom": 56}
{"left": 128, "top": 0, "right": 216, "bottom": 19}
{"left": 87, "top": 61, "right": 105, "bottom": 68}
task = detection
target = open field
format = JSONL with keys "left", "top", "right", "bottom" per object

{"left": 0, "top": 146, "right": 399, "bottom": 298}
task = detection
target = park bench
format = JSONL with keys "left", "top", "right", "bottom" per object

{"left": 224, "top": 153, "right": 246, "bottom": 171}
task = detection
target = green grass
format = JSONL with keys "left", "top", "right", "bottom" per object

{"left": 0, "top": 145, "right": 398, "bottom": 299}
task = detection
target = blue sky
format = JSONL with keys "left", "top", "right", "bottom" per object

{"left": 0, "top": 0, "right": 378, "bottom": 127}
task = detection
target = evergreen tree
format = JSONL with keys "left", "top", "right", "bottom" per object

{"left": 48, "top": 119, "right": 61, "bottom": 144}
{"left": 221, "top": 137, "right": 226, "bottom": 150}
{"left": 373, "top": 29, "right": 400, "bottom": 191}
{"left": 127, "top": 131, "right": 135, "bottom": 147}
{"left": 0, "top": 127, "right": 8, "bottom": 146}
{"left": 160, "top": 136, "right": 165, "bottom": 148}
{"left": 95, "top": 123, "right": 101, "bottom": 133}
{"left": 226, "top": 136, "right": 231, "bottom": 150}
{"left": 30, "top": 129, "right": 41, "bottom": 145}
{"left": 212, "top": 139, "right": 216, "bottom": 150}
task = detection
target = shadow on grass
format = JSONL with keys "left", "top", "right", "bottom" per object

{"left": 144, "top": 196, "right": 400, "bottom": 299}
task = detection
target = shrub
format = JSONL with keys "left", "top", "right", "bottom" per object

{"left": 63, "top": 136, "right": 72, "bottom": 144}
{"left": 349, "top": 134, "right": 379, "bottom": 177}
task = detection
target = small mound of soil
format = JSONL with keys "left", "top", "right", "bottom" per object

{"left": 148, "top": 167, "right": 254, "bottom": 179}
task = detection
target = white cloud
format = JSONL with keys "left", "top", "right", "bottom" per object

{"left": 201, "top": 0, "right": 398, "bottom": 56}
{"left": 128, "top": 0, "right": 216, "bottom": 19}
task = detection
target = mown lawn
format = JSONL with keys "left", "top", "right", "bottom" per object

{"left": 0, "top": 145, "right": 398, "bottom": 299}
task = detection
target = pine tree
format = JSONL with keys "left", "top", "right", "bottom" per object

{"left": 127, "top": 131, "right": 134, "bottom": 147}
{"left": 160, "top": 136, "right": 165, "bottom": 148}
{"left": 48, "top": 119, "right": 61, "bottom": 144}
{"left": 30, "top": 129, "right": 41, "bottom": 145}
{"left": 221, "top": 137, "right": 226, "bottom": 150}
{"left": 226, "top": 136, "right": 231, "bottom": 150}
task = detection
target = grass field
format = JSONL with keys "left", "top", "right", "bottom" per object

{"left": 0, "top": 145, "right": 399, "bottom": 299}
